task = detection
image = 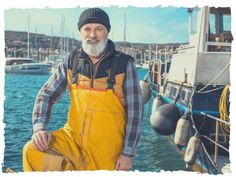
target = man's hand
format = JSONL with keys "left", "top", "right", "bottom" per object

{"left": 31, "top": 131, "right": 52, "bottom": 151}
{"left": 115, "top": 154, "right": 133, "bottom": 171}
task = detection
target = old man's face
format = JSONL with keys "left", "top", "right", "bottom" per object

{"left": 80, "top": 23, "right": 108, "bottom": 57}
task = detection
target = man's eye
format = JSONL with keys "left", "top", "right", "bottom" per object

{"left": 97, "top": 27, "right": 102, "bottom": 30}
{"left": 83, "top": 28, "right": 90, "bottom": 32}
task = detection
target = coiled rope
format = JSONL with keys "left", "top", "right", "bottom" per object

{"left": 219, "top": 84, "right": 230, "bottom": 134}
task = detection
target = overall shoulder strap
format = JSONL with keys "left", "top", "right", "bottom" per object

{"left": 71, "top": 50, "right": 84, "bottom": 84}
{"left": 107, "top": 51, "right": 122, "bottom": 90}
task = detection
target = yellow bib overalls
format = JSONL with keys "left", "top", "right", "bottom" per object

{"left": 23, "top": 55, "right": 127, "bottom": 171}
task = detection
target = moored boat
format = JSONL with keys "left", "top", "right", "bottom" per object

{"left": 5, "top": 57, "right": 51, "bottom": 75}
{"left": 141, "top": 6, "right": 232, "bottom": 174}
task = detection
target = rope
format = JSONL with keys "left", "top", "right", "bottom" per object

{"left": 219, "top": 84, "right": 230, "bottom": 134}
{"left": 197, "top": 86, "right": 225, "bottom": 94}
{"left": 196, "top": 62, "right": 230, "bottom": 93}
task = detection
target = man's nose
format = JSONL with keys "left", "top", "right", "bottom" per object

{"left": 89, "top": 30, "right": 97, "bottom": 38}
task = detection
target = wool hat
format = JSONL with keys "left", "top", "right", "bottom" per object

{"left": 77, "top": 8, "right": 111, "bottom": 32}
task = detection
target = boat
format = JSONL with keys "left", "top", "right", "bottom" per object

{"left": 141, "top": 62, "right": 150, "bottom": 69}
{"left": 136, "top": 62, "right": 150, "bottom": 69}
{"left": 140, "top": 7, "right": 232, "bottom": 174}
{"left": 5, "top": 57, "right": 51, "bottom": 75}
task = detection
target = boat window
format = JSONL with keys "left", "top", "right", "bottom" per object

{"left": 223, "top": 15, "right": 231, "bottom": 32}
{"left": 5, "top": 60, "right": 12, "bottom": 66}
{"left": 180, "top": 90, "right": 186, "bottom": 101}
{"left": 5, "top": 59, "right": 33, "bottom": 65}
{"left": 13, "top": 60, "right": 21, "bottom": 65}
{"left": 12, "top": 60, "right": 19, "bottom": 65}
{"left": 171, "top": 86, "right": 177, "bottom": 98}
{"left": 186, "top": 91, "right": 192, "bottom": 103}
{"left": 190, "top": 8, "right": 199, "bottom": 35}
{"left": 209, "top": 12, "right": 232, "bottom": 42}
{"left": 165, "top": 84, "right": 171, "bottom": 95}
{"left": 209, "top": 14, "right": 216, "bottom": 35}
{"left": 207, "top": 8, "right": 232, "bottom": 52}
{"left": 22, "top": 60, "right": 32, "bottom": 64}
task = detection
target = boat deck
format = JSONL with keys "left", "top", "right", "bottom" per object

{"left": 208, "top": 154, "right": 231, "bottom": 174}
{"left": 215, "top": 155, "right": 231, "bottom": 174}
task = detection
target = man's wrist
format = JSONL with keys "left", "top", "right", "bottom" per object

{"left": 121, "top": 152, "right": 135, "bottom": 158}
{"left": 122, "top": 147, "right": 136, "bottom": 157}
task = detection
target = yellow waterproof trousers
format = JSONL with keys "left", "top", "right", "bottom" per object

{"left": 23, "top": 84, "right": 126, "bottom": 171}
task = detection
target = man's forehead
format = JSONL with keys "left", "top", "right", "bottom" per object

{"left": 81, "top": 23, "right": 106, "bottom": 29}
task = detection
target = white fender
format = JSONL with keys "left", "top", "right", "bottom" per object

{"left": 151, "top": 96, "right": 163, "bottom": 114}
{"left": 184, "top": 135, "right": 201, "bottom": 165}
{"left": 139, "top": 80, "right": 151, "bottom": 104}
{"left": 174, "top": 116, "right": 191, "bottom": 146}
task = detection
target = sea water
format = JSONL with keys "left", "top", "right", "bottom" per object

{"left": 2, "top": 68, "right": 188, "bottom": 172}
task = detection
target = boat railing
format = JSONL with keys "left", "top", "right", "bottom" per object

{"left": 149, "top": 60, "right": 168, "bottom": 90}
{"left": 200, "top": 112, "right": 230, "bottom": 126}
{"left": 200, "top": 112, "right": 230, "bottom": 164}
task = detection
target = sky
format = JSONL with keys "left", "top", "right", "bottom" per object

{"left": 4, "top": 6, "right": 189, "bottom": 44}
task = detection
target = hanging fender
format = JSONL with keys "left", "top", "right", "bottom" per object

{"left": 174, "top": 116, "right": 191, "bottom": 147}
{"left": 139, "top": 79, "right": 151, "bottom": 104}
{"left": 150, "top": 103, "right": 181, "bottom": 135}
{"left": 184, "top": 135, "right": 201, "bottom": 165}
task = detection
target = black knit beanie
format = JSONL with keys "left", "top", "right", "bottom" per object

{"left": 78, "top": 8, "right": 111, "bottom": 32}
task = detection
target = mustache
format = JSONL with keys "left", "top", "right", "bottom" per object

{"left": 85, "top": 38, "right": 100, "bottom": 44}
{"left": 82, "top": 38, "right": 107, "bottom": 57}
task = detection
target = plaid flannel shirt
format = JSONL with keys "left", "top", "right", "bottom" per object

{"left": 32, "top": 54, "right": 143, "bottom": 157}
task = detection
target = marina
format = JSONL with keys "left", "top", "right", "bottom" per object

{"left": 3, "top": 6, "right": 232, "bottom": 174}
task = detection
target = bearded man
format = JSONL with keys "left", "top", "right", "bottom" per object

{"left": 22, "top": 7, "right": 143, "bottom": 171}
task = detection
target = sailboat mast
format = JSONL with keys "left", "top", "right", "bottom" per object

{"left": 50, "top": 26, "right": 53, "bottom": 59}
{"left": 156, "top": 44, "right": 158, "bottom": 59}
{"left": 123, "top": 13, "right": 126, "bottom": 53}
{"left": 27, "top": 16, "right": 30, "bottom": 58}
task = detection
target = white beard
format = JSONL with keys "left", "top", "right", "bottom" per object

{"left": 82, "top": 38, "right": 107, "bottom": 57}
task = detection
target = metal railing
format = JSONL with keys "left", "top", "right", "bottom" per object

{"left": 200, "top": 112, "right": 230, "bottom": 164}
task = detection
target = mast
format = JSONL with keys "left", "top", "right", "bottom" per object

{"left": 35, "top": 27, "right": 39, "bottom": 62}
{"left": 149, "top": 44, "right": 152, "bottom": 63}
{"left": 156, "top": 44, "right": 158, "bottom": 59}
{"left": 60, "top": 14, "right": 65, "bottom": 59}
{"left": 35, "top": 28, "right": 38, "bottom": 50}
{"left": 27, "top": 16, "right": 30, "bottom": 58}
{"left": 164, "top": 45, "right": 167, "bottom": 74}
{"left": 50, "top": 25, "right": 53, "bottom": 59}
{"left": 123, "top": 13, "right": 126, "bottom": 53}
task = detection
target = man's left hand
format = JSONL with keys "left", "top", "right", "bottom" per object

{"left": 115, "top": 154, "right": 133, "bottom": 171}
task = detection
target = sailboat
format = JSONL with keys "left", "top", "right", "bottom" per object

{"left": 141, "top": 7, "right": 231, "bottom": 174}
{"left": 5, "top": 16, "right": 51, "bottom": 75}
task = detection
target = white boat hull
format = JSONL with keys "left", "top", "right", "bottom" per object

{"left": 5, "top": 63, "right": 51, "bottom": 75}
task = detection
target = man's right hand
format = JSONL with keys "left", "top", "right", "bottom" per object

{"left": 31, "top": 131, "right": 52, "bottom": 151}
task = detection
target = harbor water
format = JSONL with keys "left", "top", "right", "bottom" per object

{"left": 3, "top": 68, "right": 189, "bottom": 172}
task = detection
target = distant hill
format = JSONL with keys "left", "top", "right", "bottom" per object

{"left": 5, "top": 30, "right": 187, "bottom": 50}
{"left": 5, "top": 30, "right": 81, "bottom": 50}
{"left": 5, "top": 30, "right": 187, "bottom": 61}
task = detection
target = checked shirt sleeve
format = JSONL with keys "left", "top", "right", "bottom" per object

{"left": 32, "top": 55, "right": 69, "bottom": 133}
{"left": 122, "top": 59, "right": 144, "bottom": 157}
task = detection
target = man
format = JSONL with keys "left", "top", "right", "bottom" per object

{"left": 23, "top": 7, "right": 143, "bottom": 171}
